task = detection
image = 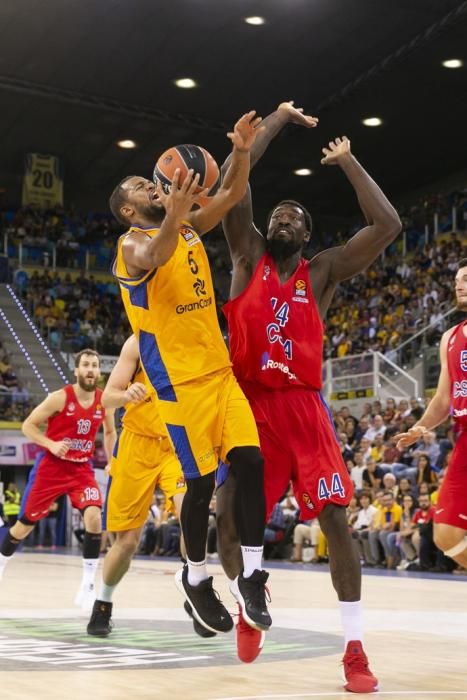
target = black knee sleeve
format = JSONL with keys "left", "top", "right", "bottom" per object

{"left": 180, "top": 472, "right": 215, "bottom": 562}
{"left": 83, "top": 532, "right": 102, "bottom": 559}
{"left": 0, "top": 530, "right": 22, "bottom": 557}
{"left": 227, "top": 446, "right": 265, "bottom": 547}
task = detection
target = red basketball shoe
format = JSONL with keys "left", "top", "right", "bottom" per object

{"left": 236, "top": 604, "right": 265, "bottom": 663}
{"left": 342, "top": 640, "right": 378, "bottom": 693}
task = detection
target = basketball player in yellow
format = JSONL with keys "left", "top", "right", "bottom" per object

{"left": 109, "top": 111, "right": 272, "bottom": 637}
{"left": 86, "top": 334, "right": 186, "bottom": 636}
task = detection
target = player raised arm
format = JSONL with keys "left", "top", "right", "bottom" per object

{"left": 222, "top": 102, "right": 318, "bottom": 262}
{"left": 22, "top": 390, "right": 69, "bottom": 457}
{"left": 318, "top": 137, "right": 402, "bottom": 282}
{"left": 188, "top": 111, "right": 264, "bottom": 236}
{"left": 395, "top": 330, "right": 452, "bottom": 449}
{"left": 101, "top": 335, "right": 147, "bottom": 410}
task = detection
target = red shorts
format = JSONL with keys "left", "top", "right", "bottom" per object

{"left": 434, "top": 431, "right": 467, "bottom": 530}
{"left": 20, "top": 452, "right": 102, "bottom": 523}
{"left": 242, "top": 384, "right": 353, "bottom": 520}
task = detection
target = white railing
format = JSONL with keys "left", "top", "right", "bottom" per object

{"left": 390, "top": 306, "right": 458, "bottom": 367}
{"left": 323, "top": 351, "right": 418, "bottom": 404}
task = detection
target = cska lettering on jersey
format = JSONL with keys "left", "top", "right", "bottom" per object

{"left": 45, "top": 385, "right": 106, "bottom": 462}
{"left": 447, "top": 322, "right": 467, "bottom": 429}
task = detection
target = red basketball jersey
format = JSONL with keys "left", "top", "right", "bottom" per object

{"left": 447, "top": 320, "right": 467, "bottom": 429}
{"left": 45, "top": 385, "right": 105, "bottom": 462}
{"left": 223, "top": 254, "right": 324, "bottom": 389}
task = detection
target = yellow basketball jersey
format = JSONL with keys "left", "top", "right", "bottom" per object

{"left": 113, "top": 222, "right": 230, "bottom": 398}
{"left": 120, "top": 365, "right": 167, "bottom": 438}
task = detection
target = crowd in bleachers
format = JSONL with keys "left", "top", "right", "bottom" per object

{"left": 0, "top": 341, "right": 32, "bottom": 422}
{"left": 264, "top": 397, "right": 464, "bottom": 574}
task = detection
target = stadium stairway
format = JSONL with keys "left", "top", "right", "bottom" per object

{"left": 0, "top": 284, "right": 71, "bottom": 397}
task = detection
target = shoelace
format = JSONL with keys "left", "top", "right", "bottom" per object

{"left": 344, "top": 653, "right": 370, "bottom": 674}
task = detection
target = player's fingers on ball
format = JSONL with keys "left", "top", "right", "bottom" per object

{"left": 322, "top": 147, "right": 329, "bottom": 155}
{"left": 329, "top": 141, "right": 336, "bottom": 149}
{"left": 171, "top": 168, "right": 181, "bottom": 189}
{"left": 187, "top": 172, "right": 200, "bottom": 194}
{"left": 181, "top": 169, "right": 195, "bottom": 192}
{"left": 336, "top": 137, "right": 342, "bottom": 145}
{"left": 252, "top": 116, "right": 263, "bottom": 127}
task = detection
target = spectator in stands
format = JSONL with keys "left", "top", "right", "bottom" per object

{"left": 397, "top": 494, "right": 419, "bottom": 569}
{"left": 350, "top": 450, "right": 366, "bottom": 493}
{"left": 3, "top": 483, "right": 21, "bottom": 526}
{"left": 352, "top": 492, "right": 378, "bottom": 566}
{"left": 291, "top": 519, "right": 320, "bottom": 563}
{"left": 369, "top": 491, "right": 402, "bottom": 568}
{"left": 37, "top": 500, "right": 59, "bottom": 550}
{"left": 364, "top": 415, "right": 387, "bottom": 441}
{"left": 362, "top": 459, "right": 384, "bottom": 493}
{"left": 414, "top": 454, "right": 438, "bottom": 493}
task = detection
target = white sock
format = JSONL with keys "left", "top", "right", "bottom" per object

{"left": 187, "top": 558, "right": 208, "bottom": 586}
{"left": 0, "top": 553, "right": 11, "bottom": 580}
{"left": 339, "top": 600, "right": 363, "bottom": 646}
{"left": 241, "top": 545, "right": 263, "bottom": 578}
{"left": 99, "top": 582, "right": 117, "bottom": 603}
{"left": 81, "top": 558, "right": 99, "bottom": 588}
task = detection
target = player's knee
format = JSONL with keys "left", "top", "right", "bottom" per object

{"left": 228, "top": 446, "right": 264, "bottom": 482}
{"left": 185, "top": 472, "right": 215, "bottom": 506}
{"left": 116, "top": 530, "right": 140, "bottom": 556}
{"left": 319, "top": 503, "right": 347, "bottom": 536}
{"left": 83, "top": 506, "right": 102, "bottom": 534}
{"left": 434, "top": 525, "right": 466, "bottom": 555}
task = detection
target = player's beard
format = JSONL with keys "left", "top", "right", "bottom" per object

{"left": 77, "top": 376, "right": 98, "bottom": 392}
{"left": 265, "top": 237, "right": 302, "bottom": 262}
{"left": 456, "top": 297, "right": 467, "bottom": 311}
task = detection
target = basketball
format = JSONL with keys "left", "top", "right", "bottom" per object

{"left": 153, "top": 144, "right": 220, "bottom": 207}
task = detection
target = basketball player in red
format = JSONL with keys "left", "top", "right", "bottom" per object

{"left": 396, "top": 259, "right": 467, "bottom": 569}
{"left": 0, "top": 349, "right": 117, "bottom": 610}
{"left": 218, "top": 102, "right": 401, "bottom": 689}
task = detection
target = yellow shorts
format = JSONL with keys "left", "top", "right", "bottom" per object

{"left": 156, "top": 367, "right": 260, "bottom": 479}
{"left": 104, "top": 428, "right": 186, "bottom": 532}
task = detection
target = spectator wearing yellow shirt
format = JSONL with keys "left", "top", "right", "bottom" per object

{"left": 369, "top": 435, "right": 385, "bottom": 463}
{"left": 368, "top": 491, "right": 402, "bottom": 568}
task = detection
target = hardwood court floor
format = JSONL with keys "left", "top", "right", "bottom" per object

{"left": 0, "top": 552, "right": 466, "bottom": 700}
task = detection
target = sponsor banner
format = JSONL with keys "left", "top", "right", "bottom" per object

{"left": 0, "top": 431, "right": 42, "bottom": 465}
{"left": 22, "top": 153, "right": 63, "bottom": 208}
{"left": 330, "top": 388, "right": 374, "bottom": 401}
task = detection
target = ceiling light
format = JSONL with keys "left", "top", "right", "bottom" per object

{"left": 362, "top": 117, "right": 383, "bottom": 127}
{"left": 294, "top": 168, "right": 313, "bottom": 176}
{"left": 442, "top": 59, "right": 463, "bottom": 69}
{"left": 117, "top": 139, "right": 137, "bottom": 149}
{"left": 174, "top": 78, "right": 197, "bottom": 89}
{"left": 245, "top": 16, "right": 265, "bottom": 25}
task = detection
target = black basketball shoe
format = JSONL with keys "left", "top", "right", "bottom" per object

{"left": 175, "top": 565, "right": 233, "bottom": 634}
{"left": 184, "top": 601, "right": 217, "bottom": 638}
{"left": 230, "top": 569, "right": 272, "bottom": 632}
{"left": 87, "top": 600, "right": 113, "bottom": 636}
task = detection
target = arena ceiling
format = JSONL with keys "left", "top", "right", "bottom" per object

{"left": 0, "top": 0, "right": 466, "bottom": 225}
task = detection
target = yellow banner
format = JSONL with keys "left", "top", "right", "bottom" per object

{"left": 331, "top": 388, "right": 374, "bottom": 401}
{"left": 22, "top": 153, "right": 63, "bottom": 208}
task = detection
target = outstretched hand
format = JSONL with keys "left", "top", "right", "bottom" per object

{"left": 394, "top": 426, "right": 427, "bottom": 451}
{"left": 227, "top": 111, "right": 264, "bottom": 152}
{"left": 321, "top": 136, "right": 351, "bottom": 165}
{"left": 155, "top": 168, "right": 209, "bottom": 218}
{"left": 278, "top": 101, "right": 319, "bottom": 128}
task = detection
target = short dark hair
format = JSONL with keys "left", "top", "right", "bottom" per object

{"left": 267, "top": 199, "right": 313, "bottom": 235}
{"left": 109, "top": 175, "right": 136, "bottom": 225}
{"left": 458, "top": 258, "right": 467, "bottom": 271}
{"left": 74, "top": 349, "right": 100, "bottom": 368}
{"left": 383, "top": 490, "right": 394, "bottom": 498}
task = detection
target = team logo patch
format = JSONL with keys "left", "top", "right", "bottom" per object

{"left": 262, "top": 265, "right": 271, "bottom": 280}
{"left": 68, "top": 403, "right": 76, "bottom": 413}
{"left": 180, "top": 226, "right": 194, "bottom": 241}
{"left": 163, "top": 155, "right": 173, "bottom": 165}
{"left": 176, "top": 478, "right": 186, "bottom": 490}
{"left": 302, "top": 492, "right": 315, "bottom": 511}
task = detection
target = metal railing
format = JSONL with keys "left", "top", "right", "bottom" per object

{"left": 323, "top": 351, "right": 418, "bottom": 403}
{"left": 389, "top": 306, "right": 459, "bottom": 367}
